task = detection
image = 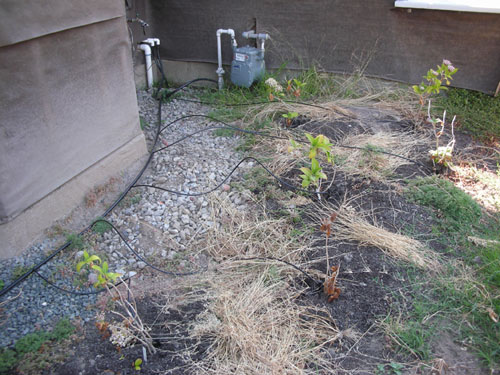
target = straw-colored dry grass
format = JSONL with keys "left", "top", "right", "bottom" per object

{"left": 187, "top": 271, "right": 341, "bottom": 375}
{"left": 312, "top": 202, "right": 441, "bottom": 271}
{"left": 250, "top": 99, "right": 361, "bottom": 125}
{"left": 159, "top": 197, "right": 345, "bottom": 374}
{"left": 334, "top": 131, "right": 427, "bottom": 179}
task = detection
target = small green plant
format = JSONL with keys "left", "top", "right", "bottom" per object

{"left": 413, "top": 60, "right": 457, "bottom": 105}
{"left": 139, "top": 117, "right": 148, "bottom": 130}
{"left": 0, "top": 349, "right": 18, "bottom": 374}
{"left": 92, "top": 218, "right": 112, "bottom": 234}
{"left": 11, "top": 265, "right": 31, "bottom": 281}
{"left": 286, "top": 78, "right": 306, "bottom": 97}
{"left": 76, "top": 251, "right": 120, "bottom": 288}
{"left": 0, "top": 279, "right": 4, "bottom": 290}
{"left": 376, "top": 362, "right": 404, "bottom": 375}
{"left": 66, "top": 233, "right": 86, "bottom": 251}
{"left": 299, "top": 158, "right": 327, "bottom": 188}
{"left": 289, "top": 133, "right": 334, "bottom": 190}
{"left": 281, "top": 111, "right": 298, "bottom": 127}
{"left": 133, "top": 358, "right": 143, "bottom": 371}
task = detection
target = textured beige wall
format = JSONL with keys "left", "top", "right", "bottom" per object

{"left": 0, "top": 1, "right": 147, "bottom": 255}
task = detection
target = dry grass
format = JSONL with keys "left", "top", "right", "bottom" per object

{"left": 188, "top": 272, "right": 340, "bottom": 375}
{"left": 334, "top": 131, "right": 427, "bottom": 180}
{"left": 160, "top": 196, "right": 345, "bottom": 374}
{"left": 250, "top": 99, "right": 360, "bottom": 125}
{"left": 312, "top": 202, "right": 441, "bottom": 271}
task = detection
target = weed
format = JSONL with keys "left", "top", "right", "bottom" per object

{"left": 0, "top": 349, "right": 17, "bottom": 374}
{"left": 213, "top": 128, "right": 236, "bottom": 137}
{"left": 0, "top": 279, "right": 3, "bottom": 290}
{"left": 139, "top": 116, "right": 148, "bottom": 130}
{"left": 65, "top": 233, "right": 86, "bottom": 251}
{"left": 133, "top": 358, "right": 143, "bottom": 371}
{"left": 281, "top": 111, "right": 298, "bottom": 127}
{"left": 92, "top": 218, "right": 112, "bottom": 235}
{"left": 406, "top": 176, "right": 481, "bottom": 231}
{"left": 376, "top": 362, "right": 404, "bottom": 375}
{"left": 0, "top": 318, "right": 77, "bottom": 374}
{"left": 11, "top": 265, "right": 31, "bottom": 281}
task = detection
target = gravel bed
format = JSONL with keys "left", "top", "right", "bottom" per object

{"left": 0, "top": 89, "right": 254, "bottom": 348}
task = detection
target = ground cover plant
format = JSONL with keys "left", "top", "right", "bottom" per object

{"left": 3, "top": 61, "right": 499, "bottom": 375}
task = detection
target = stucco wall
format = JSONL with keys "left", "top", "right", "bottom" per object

{"left": 0, "top": 0, "right": 147, "bottom": 256}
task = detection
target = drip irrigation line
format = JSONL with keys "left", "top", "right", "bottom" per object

{"left": 34, "top": 270, "right": 126, "bottom": 296}
{"left": 234, "top": 256, "right": 323, "bottom": 290}
{"left": 133, "top": 156, "right": 328, "bottom": 196}
{"left": 0, "top": 77, "right": 212, "bottom": 298}
{"left": 32, "top": 217, "right": 207, "bottom": 296}
{"left": 157, "top": 115, "right": 428, "bottom": 169}
{"left": 173, "top": 97, "right": 330, "bottom": 110}
{"left": 92, "top": 219, "right": 206, "bottom": 277}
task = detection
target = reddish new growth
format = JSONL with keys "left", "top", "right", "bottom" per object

{"left": 320, "top": 212, "right": 338, "bottom": 238}
{"left": 324, "top": 265, "right": 341, "bottom": 303}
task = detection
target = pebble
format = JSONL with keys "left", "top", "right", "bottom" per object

{"left": 0, "top": 89, "right": 254, "bottom": 348}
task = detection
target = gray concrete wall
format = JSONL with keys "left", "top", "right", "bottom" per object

{"left": 0, "top": 0, "right": 148, "bottom": 257}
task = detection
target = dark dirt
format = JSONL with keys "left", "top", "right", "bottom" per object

{"left": 41, "top": 107, "right": 494, "bottom": 375}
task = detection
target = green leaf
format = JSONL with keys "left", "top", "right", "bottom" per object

{"left": 318, "top": 172, "right": 327, "bottom": 180}
{"left": 76, "top": 261, "right": 86, "bottom": 273}
{"left": 305, "top": 133, "right": 314, "bottom": 143}
{"left": 91, "top": 264, "right": 102, "bottom": 273}
{"left": 309, "top": 147, "right": 317, "bottom": 159}
{"left": 299, "top": 167, "right": 312, "bottom": 177}
{"left": 102, "top": 262, "right": 108, "bottom": 274}
{"left": 87, "top": 255, "right": 101, "bottom": 264}
{"left": 310, "top": 158, "right": 320, "bottom": 172}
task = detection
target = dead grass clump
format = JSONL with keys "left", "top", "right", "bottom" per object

{"left": 159, "top": 198, "right": 345, "bottom": 374}
{"left": 313, "top": 203, "right": 441, "bottom": 271}
{"left": 334, "top": 131, "right": 425, "bottom": 179}
{"left": 251, "top": 100, "right": 358, "bottom": 125}
{"left": 204, "top": 196, "right": 308, "bottom": 263}
{"left": 188, "top": 270, "right": 340, "bottom": 375}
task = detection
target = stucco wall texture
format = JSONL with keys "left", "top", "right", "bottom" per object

{"left": 132, "top": 0, "right": 500, "bottom": 94}
{"left": 0, "top": 1, "right": 144, "bottom": 225}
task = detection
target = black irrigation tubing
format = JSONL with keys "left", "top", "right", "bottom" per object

{"left": 156, "top": 114, "right": 428, "bottom": 169}
{"left": 92, "top": 219, "right": 206, "bottom": 277}
{"left": 0, "top": 77, "right": 215, "bottom": 298}
{"left": 233, "top": 256, "right": 323, "bottom": 290}
{"left": 33, "top": 270, "right": 128, "bottom": 296}
{"left": 173, "top": 96, "right": 331, "bottom": 110}
{"left": 133, "top": 156, "right": 329, "bottom": 196}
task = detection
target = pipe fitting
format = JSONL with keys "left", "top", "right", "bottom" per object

{"left": 216, "top": 29, "right": 237, "bottom": 90}
{"left": 139, "top": 42, "right": 153, "bottom": 89}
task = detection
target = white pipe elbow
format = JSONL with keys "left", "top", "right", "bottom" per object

{"left": 139, "top": 43, "right": 153, "bottom": 89}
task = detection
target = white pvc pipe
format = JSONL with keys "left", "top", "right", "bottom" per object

{"left": 139, "top": 43, "right": 153, "bottom": 89}
{"left": 216, "top": 29, "right": 236, "bottom": 90}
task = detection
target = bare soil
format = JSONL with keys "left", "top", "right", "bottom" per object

{"left": 45, "top": 108, "right": 496, "bottom": 375}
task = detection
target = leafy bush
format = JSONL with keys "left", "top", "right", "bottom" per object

{"left": 406, "top": 176, "right": 481, "bottom": 231}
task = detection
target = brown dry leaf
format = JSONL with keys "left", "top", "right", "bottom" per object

{"left": 324, "top": 265, "right": 341, "bottom": 303}
{"left": 487, "top": 307, "right": 499, "bottom": 323}
{"left": 320, "top": 218, "right": 331, "bottom": 238}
